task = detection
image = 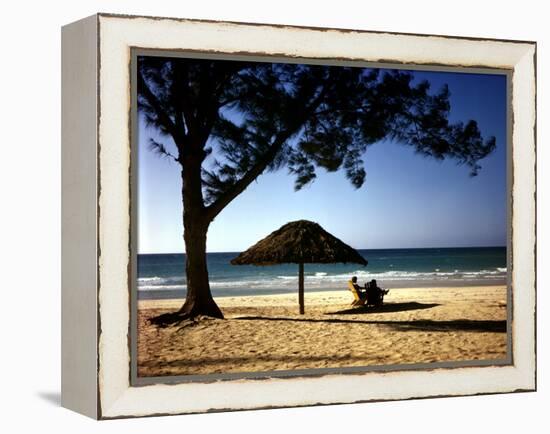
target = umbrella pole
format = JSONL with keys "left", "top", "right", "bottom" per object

{"left": 298, "top": 262, "right": 304, "bottom": 314}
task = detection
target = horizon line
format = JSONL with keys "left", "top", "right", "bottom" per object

{"left": 138, "top": 245, "right": 507, "bottom": 255}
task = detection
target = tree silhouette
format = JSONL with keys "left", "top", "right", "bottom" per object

{"left": 138, "top": 56, "right": 496, "bottom": 325}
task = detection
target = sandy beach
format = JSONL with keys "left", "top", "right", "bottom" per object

{"left": 137, "top": 285, "right": 508, "bottom": 377}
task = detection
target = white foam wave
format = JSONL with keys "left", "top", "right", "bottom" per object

{"left": 139, "top": 284, "right": 186, "bottom": 291}
{"left": 138, "top": 267, "right": 507, "bottom": 292}
{"left": 139, "top": 276, "right": 164, "bottom": 283}
{"left": 138, "top": 276, "right": 183, "bottom": 285}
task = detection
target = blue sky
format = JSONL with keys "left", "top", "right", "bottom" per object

{"left": 137, "top": 66, "right": 507, "bottom": 254}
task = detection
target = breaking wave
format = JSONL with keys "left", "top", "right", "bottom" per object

{"left": 138, "top": 267, "right": 507, "bottom": 293}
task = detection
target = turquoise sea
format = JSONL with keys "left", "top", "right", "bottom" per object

{"left": 137, "top": 247, "right": 507, "bottom": 300}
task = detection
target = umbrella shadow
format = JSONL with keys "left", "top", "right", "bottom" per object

{"left": 326, "top": 302, "right": 439, "bottom": 315}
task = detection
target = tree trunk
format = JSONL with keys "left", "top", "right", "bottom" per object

{"left": 149, "top": 155, "right": 223, "bottom": 327}
{"left": 177, "top": 218, "right": 223, "bottom": 319}
{"left": 177, "top": 154, "right": 224, "bottom": 320}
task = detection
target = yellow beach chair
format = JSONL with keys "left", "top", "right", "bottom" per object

{"left": 347, "top": 280, "right": 367, "bottom": 307}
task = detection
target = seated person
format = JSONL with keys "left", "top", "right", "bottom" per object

{"left": 350, "top": 276, "right": 367, "bottom": 301}
{"left": 366, "top": 279, "right": 389, "bottom": 306}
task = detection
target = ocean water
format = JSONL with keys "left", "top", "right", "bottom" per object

{"left": 137, "top": 247, "right": 507, "bottom": 300}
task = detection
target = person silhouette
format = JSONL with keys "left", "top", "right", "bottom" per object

{"left": 366, "top": 279, "right": 389, "bottom": 306}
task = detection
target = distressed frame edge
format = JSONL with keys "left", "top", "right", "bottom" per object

{"left": 94, "top": 11, "right": 537, "bottom": 46}
{"left": 61, "top": 13, "right": 100, "bottom": 420}
{"left": 94, "top": 14, "right": 536, "bottom": 419}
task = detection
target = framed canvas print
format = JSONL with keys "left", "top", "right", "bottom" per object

{"left": 61, "top": 13, "right": 536, "bottom": 419}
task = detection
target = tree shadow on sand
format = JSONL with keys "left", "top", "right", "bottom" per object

{"left": 234, "top": 306, "right": 506, "bottom": 334}
{"left": 326, "top": 302, "right": 439, "bottom": 315}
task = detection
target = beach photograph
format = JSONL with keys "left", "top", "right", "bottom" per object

{"left": 134, "top": 55, "right": 508, "bottom": 378}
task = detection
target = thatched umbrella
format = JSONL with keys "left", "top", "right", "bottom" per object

{"left": 231, "top": 220, "right": 368, "bottom": 314}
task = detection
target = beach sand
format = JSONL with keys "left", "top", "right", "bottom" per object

{"left": 137, "top": 285, "right": 508, "bottom": 377}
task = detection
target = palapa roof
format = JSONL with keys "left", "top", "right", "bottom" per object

{"left": 231, "top": 220, "right": 368, "bottom": 266}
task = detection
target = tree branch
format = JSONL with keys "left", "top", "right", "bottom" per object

{"left": 176, "top": 62, "right": 198, "bottom": 141}
{"left": 204, "top": 82, "right": 331, "bottom": 222}
{"left": 137, "top": 71, "right": 180, "bottom": 142}
{"left": 148, "top": 138, "right": 178, "bottom": 162}
{"left": 204, "top": 131, "right": 292, "bottom": 222}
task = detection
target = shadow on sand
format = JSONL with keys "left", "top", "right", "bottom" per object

{"left": 234, "top": 316, "right": 506, "bottom": 333}
{"left": 326, "top": 302, "right": 439, "bottom": 315}
{"left": 141, "top": 353, "right": 373, "bottom": 370}
{"left": 234, "top": 300, "right": 506, "bottom": 334}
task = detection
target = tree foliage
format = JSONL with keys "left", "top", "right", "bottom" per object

{"left": 139, "top": 57, "right": 495, "bottom": 220}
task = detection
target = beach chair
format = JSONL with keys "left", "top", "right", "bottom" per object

{"left": 347, "top": 280, "right": 367, "bottom": 306}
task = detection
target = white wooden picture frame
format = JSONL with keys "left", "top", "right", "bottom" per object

{"left": 61, "top": 13, "right": 536, "bottom": 419}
